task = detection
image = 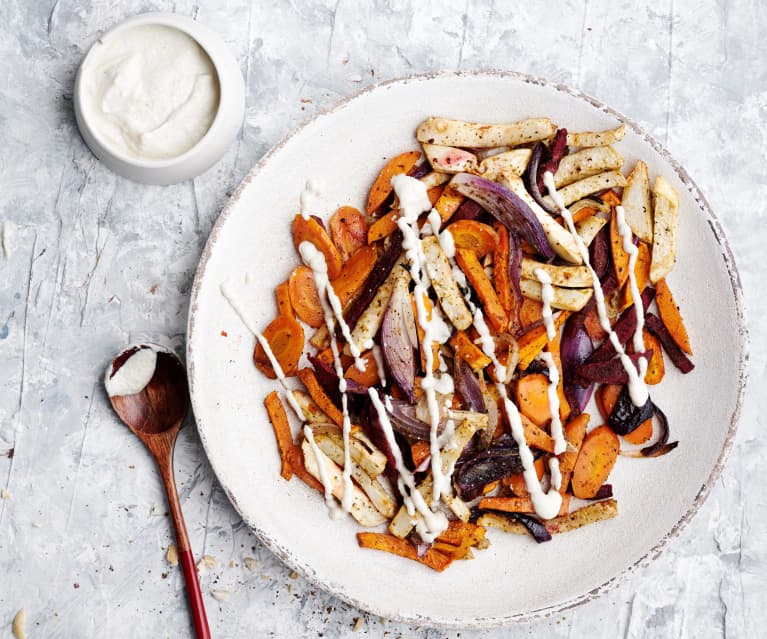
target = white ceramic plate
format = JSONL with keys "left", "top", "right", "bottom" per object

{"left": 187, "top": 72, "right": 747, "bottom": 627}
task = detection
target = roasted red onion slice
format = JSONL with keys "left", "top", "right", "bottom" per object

{"left": 560, "top": 315, "right": 594, "bottom": 415}
{"left": 381, "top": 277, "right": 418, "bottom": 402}
{"left": 451, "top": 173, "right": 555, "bottom": 260}
{"left": 525, "top": 142, "right": 559, "bottom": 215}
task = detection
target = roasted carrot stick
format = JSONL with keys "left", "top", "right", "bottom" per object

{"left": 297, "top": 368, "right": 344, "bottom": 427}
{"left": 449, "top": 330, "right": 492, "bottom": 371}
{"left": 454, "top": 247, "right": 508, "bottom": 333}
{"left": 610, "top": 208, "right": 631, "bottom": 288}
{"left": 263, "top": 391, "right": 296, "bottom": 480}
{"left": 434, "top": 185, "right": 464, "bottom": 223}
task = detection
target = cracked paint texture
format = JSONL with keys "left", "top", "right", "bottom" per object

{"left": 0, "top": 0, "right": 765, "bottom": 637}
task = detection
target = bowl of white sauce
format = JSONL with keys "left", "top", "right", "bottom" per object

{"left": 74, "top": 12, "right": 245, "bottom": 185}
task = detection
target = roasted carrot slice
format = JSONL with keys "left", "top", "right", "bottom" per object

{"left": 548, "top": 331, "right": 571, "bottom": 422}
{"left": 356, "top": 532, "right": 453, "bottom": 572}
{"left": 620, "top": 241, "right": 651, "bottom": 309}
{"left": 435, "top": 185, "right": 464, "bottom": 223}
{"left": 254, "top": 315, "right": 304, "bottom": 379}
{"left": 571, "top": 425, "right": 620, "bottom": 499}
{"left": 572, "top": 206, "right": 598, "bottom": 224}
{"left": 557, "top": 413, "right": 589, "bottom": 493}
{"left": 329, "top": 206, "right": 368, "bottom": 262}
{"left": 519, "top": 413, "right": 555, "bottom": 453}
{"left": 447, "top": 220, "right": 498, "bottom": 257}
{"left": 288, "top": 266, "right": 324, "bottom": 328}
{"left": 516, "top": 373, "right": 552, "bottom": 427}
{"left": 520, "top": 297, "right": 544, "bottom": 329}
{"left": 479, "top": 494, "right": 570, "bottom": 517}
{"left": 275, "top": 281, "right": 293, "bottom": 317}
{"left": 610, "top": 207, "right": 631, "bottom": 288}
{"left": 331, "top": 245, "right": 377, "bottom": 307}
{"left": 297, "top": 368, "right": 343, "bottom": 427}
{"left": 450, "top": 330, "right": 492, "bottom": 371}
{"left": 655, "top": 278, "right": 693, "bottom": 355}
{"left": 410, "top": 440, "right": 431, "bottom": 468}
{"left": 454, "top": 247, "right": 508, "bottom": 333}
{"left": 366, "top": 151, "right": 421, "bottom": 215}
{"left": 344, "top": 351, "right": 380, "bottom": 387}
{"left": 517, "top": 312, "right": 570, "bottom": 369}
{"left": 642, "top": 329, "right": 665, "bottom": 385}
{"left": 263, "top": 392, "right": 296, "bottom": 480}
{"left": 292, "top": 214, "right": 343, "bottom": 279}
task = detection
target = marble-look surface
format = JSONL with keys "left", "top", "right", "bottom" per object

{"left": 0, "top": 1, "right": 764, "bottom": 637}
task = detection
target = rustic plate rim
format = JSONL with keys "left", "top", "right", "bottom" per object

{"left": 186, "top": 69, "right": 748, "bottom": 628}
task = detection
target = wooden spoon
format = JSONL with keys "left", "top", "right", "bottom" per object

{"left": 106, "top": 344, "right": 211, "bottom": 639}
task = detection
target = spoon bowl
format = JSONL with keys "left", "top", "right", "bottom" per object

{"left": 108, "top": 344, "right": 188, "bottom": 435}
{"left": 106, "top": 343, "right": 210, "bottom": 639}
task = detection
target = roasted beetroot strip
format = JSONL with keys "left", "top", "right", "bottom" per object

{"left": 345, "top": 230, "right": 404, "bottom": 329}
{"left": 575, "top": 350, "right": 653, "bottom": 385}
{"left": 644, "top": 313, "right": 695, "bottom": 374}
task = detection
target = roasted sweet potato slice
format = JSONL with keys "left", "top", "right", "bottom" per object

{"left": 450, "top": 330, "right": 492, "bottom": 371}
{"left": 655, "top": 277, "right": 692, "bottom": 355}
{"left": 366, "top": 151, "right": 421, "bottom": 215}
{"left": 331, "top": 245, "right": 377, "bottom": 307}
{"left": 479, "top": 494, "right": 570, "bottom": 518}
{"left": 356, "top": 532, "right": 453, "bottom": 572}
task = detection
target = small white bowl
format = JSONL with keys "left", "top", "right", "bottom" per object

{"left": 74, "top": 12, "right": 245, "bottom": 185}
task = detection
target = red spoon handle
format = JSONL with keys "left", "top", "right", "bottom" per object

{"left": 179, "top": 548, "right": 212, "bottom": 639}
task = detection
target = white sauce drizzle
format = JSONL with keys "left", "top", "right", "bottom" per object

{"left": 616, "top": 204, "right": 648, "bottom": 377}
{"left": 300, "top": 179, "right": 325, "bottom": 219}
{"left": 371, "top": 344, "right": 388, "bottom": 387}
{"left": 543, "top": 172, "right": 649, "bottom": 407}
{"left": 220, "top": 276, "right": 304, "bottom": 419}
{"left": 390, "top": 175, "right": 454, "bottom": 505}
{"left": 534, "top": 268, "right": 557, "bottom": 341}
{"left": 539, "top": 352, "right": 565, "bottom": 455}
{"left": 303, "top": 425, "right": 344, "bottom": 519}
{"left": 472, "top": 308, "right": 564, "bottom": 519}
{"left": 368, "top": 388, "right": 448, "bottom": 542}
{"left": 298, "top": 241, "right": 357, "bottom": 514}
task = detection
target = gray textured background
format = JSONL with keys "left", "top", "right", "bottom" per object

{"left": 1, "top": 1, "right": 764, "bottom": 637}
